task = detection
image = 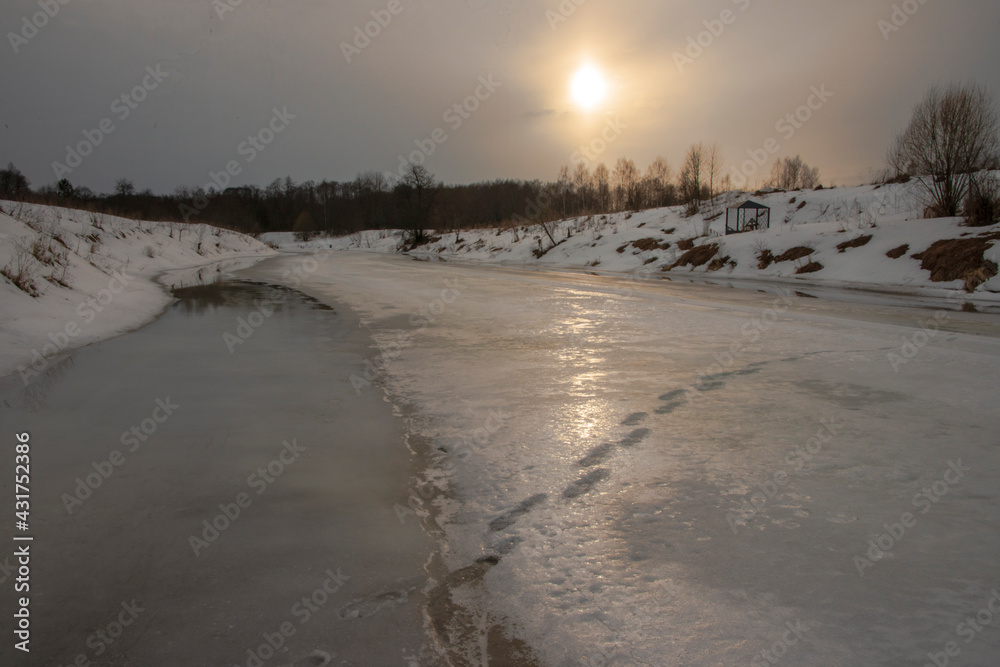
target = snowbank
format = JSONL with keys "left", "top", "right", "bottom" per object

{"left": 262, "top": 180, "right": 1000, "bottom": 304}
{"left": 0, "top": 201, "right": 276, "bottom": 381}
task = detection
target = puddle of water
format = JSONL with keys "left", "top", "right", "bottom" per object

{"left": 0, "top": 279, "right": 436, "bottom": 666}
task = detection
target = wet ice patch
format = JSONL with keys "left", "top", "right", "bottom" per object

{"left": 620, "top": 428, "right": 651, "bottom": 447}
{"left": 658, "top": 389, "right": 687, "bottom": 401}
{"left": 488, "top": 493, "right": 548, "bottom": 532}
{"left": 621, "top": 411, "right": 648, "bottom": 426}
{"left": 563, "top": 468, "right": 611, "bottom": 498}
{"left": 278, "top": 651, "right": 333, "bottom": 667}
{"left": 339, "top": 590, "right": 408, "bottom": 619}
{"left": 578, "top": 442, "right": 616, "bottom": 468}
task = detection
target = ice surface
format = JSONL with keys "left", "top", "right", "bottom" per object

{"left": 246, "top": 252, "right": 1000, "bottom": 666}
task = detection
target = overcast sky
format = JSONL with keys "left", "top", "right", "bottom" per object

{"left": 2, "top": 0, "right": 998, "bottom": 194}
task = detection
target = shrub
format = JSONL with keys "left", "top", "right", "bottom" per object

{"left": 964, "top": 173, "right": 1000, "bottom": 227}
{"left": 1, "top": 242, "right": 39, "bottom": 296}
{"left": 757, "top": 249, "right": 775, "bottom": 269}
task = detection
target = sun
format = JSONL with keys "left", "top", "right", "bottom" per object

{"left": 571, "top": 65, "right": 609, "bottom": 111}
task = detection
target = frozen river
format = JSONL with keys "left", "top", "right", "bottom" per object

{"left": 246, "top": 252, "right": 1000, "bottom": 666}
{"left": 3, "top": 250, "right": 999, "bottom": 666}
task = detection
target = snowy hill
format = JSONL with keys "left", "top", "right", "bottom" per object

{"left": 263, "top": 179, "right": 1000, "bottom": 306}
{"left": 0, "top": 201, "right": 276, "bottom": 381}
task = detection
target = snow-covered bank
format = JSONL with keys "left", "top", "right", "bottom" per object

{"left": 263, "top": 180, "right": 1000, "bottom": 306}
{"left": 0, "top": 201, "right": 276, "bottom": 380}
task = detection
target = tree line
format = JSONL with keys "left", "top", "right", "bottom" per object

{"left": 3, "top": 80, "right": 995, "bottom": 241}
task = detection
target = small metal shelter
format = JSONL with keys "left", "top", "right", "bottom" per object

{"left": 725, "top": 201, "right": 771, "bottom": 235}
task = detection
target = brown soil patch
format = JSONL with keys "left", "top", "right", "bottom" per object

{"left": 630, "top": 237, "right": 671, "bottom": 252}
{"left": 836, "top": 235, "right": 872, "bottom": 253}
{"left": 886, "top": 244, "right": 909, "bottom": 259}
{"left": 912, "top": 237, "right": 999, "bottom": 292}
{"left": 677, "top": 237, "right": 696, "bottom": 251}
{"left": 796, "top": 261, "right": 824, "bottom": 274}
{"left": 775, "top": 246, "right": 815, "bottom": 262}
{"left": 667, "top": 243, "right": 720, "bottom": 270}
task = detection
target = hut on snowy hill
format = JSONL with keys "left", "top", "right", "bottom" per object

{"left": 725, "top": 201, "right": 770, "bottom": 235}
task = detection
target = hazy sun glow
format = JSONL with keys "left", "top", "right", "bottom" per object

{"left": 571, "top": 65, "right": 609, "bottom": 111}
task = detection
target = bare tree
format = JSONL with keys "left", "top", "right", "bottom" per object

{"left": 706, "top": 143, "right": 724, "bottom": 202}
{"left": 888, "top": 82, "right": 1000, "bottom": 217}
{"left": 612, "top": 158, "right": 640, "bottom": 211}
{"left": 593, "top": 163, "right": 611, "bottom": 213}
{"left": 679, "top": 143, "right": 704, "bottom": 213}
{"left": 572, "top": 163, "right": 591, "bottom": 213}
{"left": 115, "top": 178, "right": 136, "bottom": 197}
{"left": 556, "top": 165, "right": 572, "bottom": 216}
{"left": 647, "top": 157, "right": 673, "bottom": 208}
{"left": 0, "top": 163, "right": 30, "bottom": 199}
{"left": 767, "top": 156, "right": 820, "bottom": 190}
{"left": 398, "top": 164, "right": 439, "bottom": 246}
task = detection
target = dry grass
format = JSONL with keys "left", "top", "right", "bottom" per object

{"left": 886, "top": 244, "right": 909, "bottom": 259}
{"left": 795, "top": 261, "right": 824, "bottom": 274}
{"left": 677, "top": 237, "right": 696, "bottom": 251}
{"left": 666, "top": 243, "right": 719, "bottom": 270}
{"left": 775, "top": 246, "right": 815, "bottom": 263}
{"left": 1, "top": 242, "right": 40, "bottom": 297}
{"left": 757, "top": 249, "right": 775, "bottom": 269}
{"left": 629, "top": 237, "right": 671, "bottom": 252}
{"left": 912, "top": 236, "right": 999, "bottom": 292}
{"left": 707, "top": 255, "right": 733, "bottom": 271}
{"left": 836, "top": 235, "right": 873, "bottom": 253}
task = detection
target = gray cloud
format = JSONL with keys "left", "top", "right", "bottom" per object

{"left": 1, "top": 0, "right": 998, "bottom": 193}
